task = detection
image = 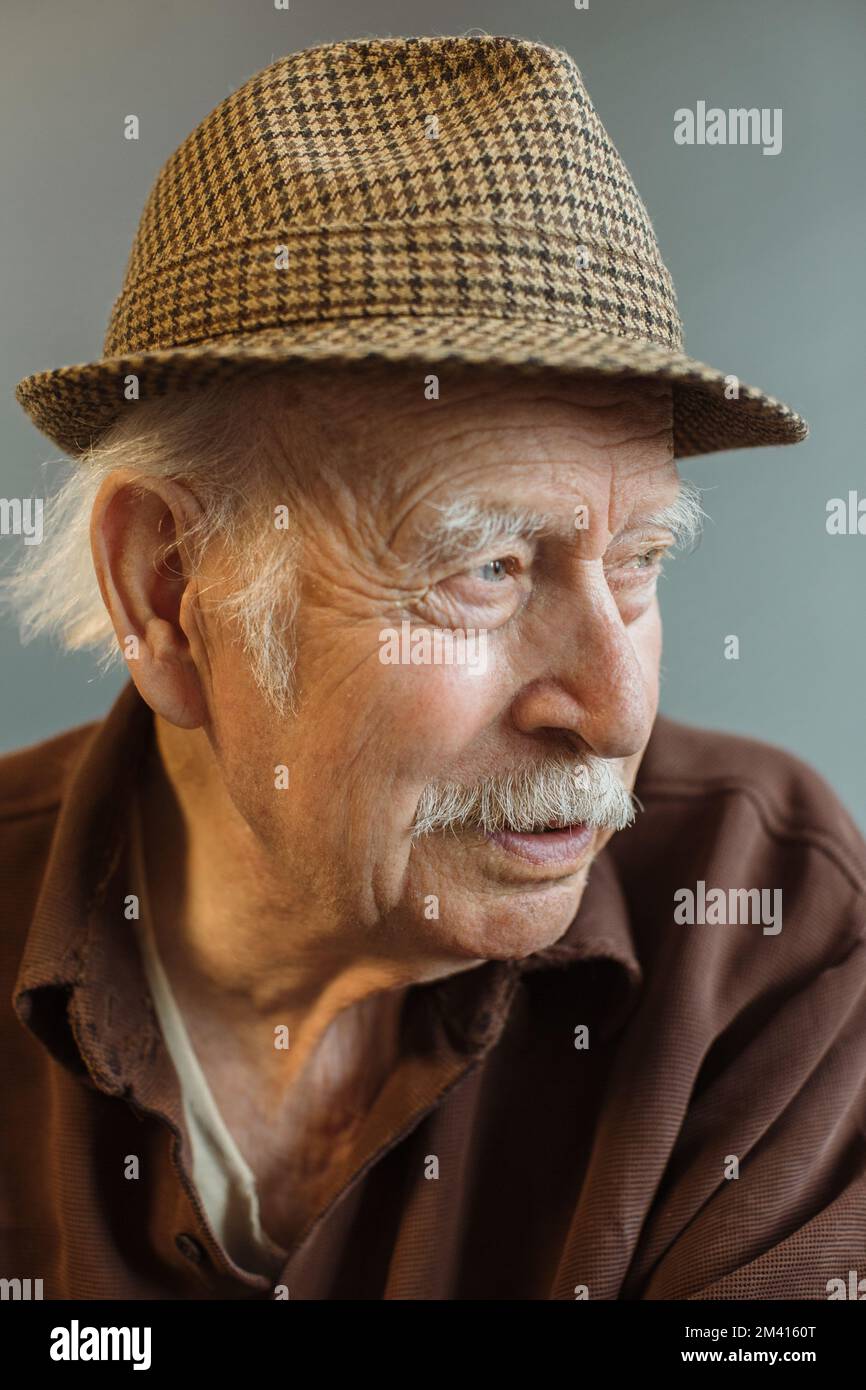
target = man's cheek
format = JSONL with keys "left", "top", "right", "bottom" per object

{"left": 632, "top": 601, "right": 663, "bottom": 701}
{"left": 376, "top": 660, "right": 506, "bottom": 769}
{"left": 612, "top": 604, "right": 662, "bottom": 801}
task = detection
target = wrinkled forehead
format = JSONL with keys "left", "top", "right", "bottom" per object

{"left": 372, "top": 369, "right": 675, "bottom": 530}
{"left": 266, "top": 364, "right": 675, "bottom": 519}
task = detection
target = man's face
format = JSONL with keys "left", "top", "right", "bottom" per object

{"left": 199, "top": 370, "right": 677, "bottom": 973}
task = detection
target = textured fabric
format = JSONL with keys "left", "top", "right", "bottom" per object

{"left": 14, "top": 34, "right": 808, "bottom": 461}
{"left": 128, "top": 791, "right": 288, "bottom": 1281}
{"left": 1, "top": 680, "right": 864, "bottom": 1300}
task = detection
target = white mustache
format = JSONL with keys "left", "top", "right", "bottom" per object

{"left": 411, "top": 755, "right": 638, "bottom": 840}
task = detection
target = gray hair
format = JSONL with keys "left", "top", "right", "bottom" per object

{"left": 1, "top": 367, "right": 701, "bottom": 720}
{"left": 1, "top": 372, "right": 308, "bottom": 713}
{"left": 412, "top": 753, "right": 638, "bottom": 839}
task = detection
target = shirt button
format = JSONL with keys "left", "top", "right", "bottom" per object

{"left": 175, "top": 1233, "right": 205, "bottom": 1265}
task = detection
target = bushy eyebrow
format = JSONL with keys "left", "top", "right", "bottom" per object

{"left": 409, "top": 479, "right": 706, "bottom": 568}
{"left": 619, "top": 478, "right": 707, "bottom": 554}
{"left": 412, "top": 499, "right": 552, "bottom": 567}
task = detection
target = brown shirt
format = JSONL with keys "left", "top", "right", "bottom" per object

{"left": 2, "top": 680, "right": 865, "bottom": 1300}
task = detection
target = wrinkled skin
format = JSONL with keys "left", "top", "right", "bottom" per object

{"left": 90, "top": 368, "right": 677, "bottom": 1243}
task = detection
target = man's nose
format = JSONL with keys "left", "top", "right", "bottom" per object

{"left": 508, "top": 581, "right": 656, "bottom": 760}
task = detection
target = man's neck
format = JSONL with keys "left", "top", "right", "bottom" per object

{"left": 138, "top": 717, "right": 413, "bottom": 1133}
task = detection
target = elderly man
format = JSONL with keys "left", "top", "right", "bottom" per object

{"left": 2, "top": 35, "right": 865, "bottom": 1302}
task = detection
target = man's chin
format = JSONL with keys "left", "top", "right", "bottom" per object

{"left": 411, "top": 866, "right": 596, "bottom": 967}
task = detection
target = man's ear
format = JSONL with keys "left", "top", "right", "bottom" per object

{"left": 90, "top": 468, "right": 210, "bottom": 729}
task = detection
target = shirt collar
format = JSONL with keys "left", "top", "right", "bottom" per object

{"left": 14, "top": 679, "right": 644, "bottom": 1079}
{"left": 13, "top": 680, "right": 155, "bottom": 1087}
{"left": 518, "top": 839, "right": 643, "bottom": 1037}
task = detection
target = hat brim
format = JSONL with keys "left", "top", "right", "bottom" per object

{"left": 14, "top": 316, "right": 808, "bottom": 460}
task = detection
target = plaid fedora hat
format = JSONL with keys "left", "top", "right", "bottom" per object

{"left": 15, "top": 33, "right": 808, "bottom": 460}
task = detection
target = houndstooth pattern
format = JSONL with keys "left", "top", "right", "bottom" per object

{"left": 104, "top": 37, "right": 682, "bottom": 356}
{"left": 14, "top": 35, "right": 808, "bottom": 459}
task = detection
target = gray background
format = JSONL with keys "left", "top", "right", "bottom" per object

{"left": 2, "top": 0, "right": 864, "bottom": 826}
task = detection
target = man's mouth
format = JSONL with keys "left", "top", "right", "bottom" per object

{"left": 486, "top": 821, "right": 595, "bottom": 867}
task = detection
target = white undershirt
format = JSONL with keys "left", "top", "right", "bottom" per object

{"left": 129, "top": 791, "right": 289, "bottom": 1280}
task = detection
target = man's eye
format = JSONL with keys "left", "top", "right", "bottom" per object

{"left": 471, "top": 557, "right": 516, "bottom": 583}
{"left": 627, "top": 546, "right": 668, "bottom": 572}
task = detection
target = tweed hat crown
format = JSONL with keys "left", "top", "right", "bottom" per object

{"left": 15, "top": 33, "right": 808, "bottom": 459}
